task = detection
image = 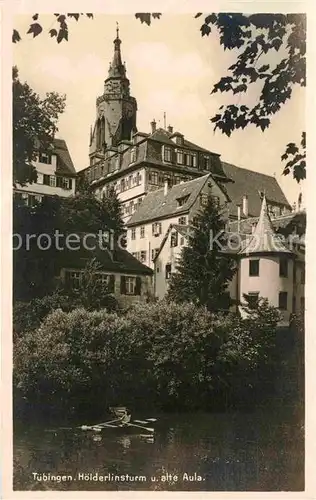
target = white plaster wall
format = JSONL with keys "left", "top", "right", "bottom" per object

{"left": 127, "top": 214, "right": 189, "bottom": 268}
{"left": 239, "top": 255, "right": 294, "bottom": 323}
{"left": 15, "top": 155, "right": 76, "bottom": 198}
{"left": 154, "top": 231, "right": 184, "bottom": 299}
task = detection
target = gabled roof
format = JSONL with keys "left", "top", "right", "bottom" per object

{"left": 239, "top": 196, "right": 293, "bottom": 255}
{"left": 53, "top": 138, "right": 76, "bottom": 176}
{"left": 222, "top": 162, "right": 291, "bottom": 218}
{"left": 127, "top": 174, "right": 212, "bottom": 226}
{"left": 61, "top": 241, "right": 153, "bottom": 275}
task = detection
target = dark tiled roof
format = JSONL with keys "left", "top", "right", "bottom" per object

{"left": 61, "top": 242, "right": 153, "bottom": 275}
{"left": 127, "top": 174, "right": 211, "bottom": 226}
{"left": 81, "top": 128, "right": 228, "bottom": 183}
{"left": 53, "top": 138, "right": 76, "bottom": 175}
{"left": 222, "top": 162, "right": 291, "bottom": 218}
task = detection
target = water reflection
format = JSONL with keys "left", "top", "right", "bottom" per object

{"left": 13, "top": 410, "right": 303, "bottom": 492}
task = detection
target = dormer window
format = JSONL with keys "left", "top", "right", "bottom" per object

{"left": 163, "top": 146, "right": 172, "bottom": 163}
{"left": 177, "top": 194, "right": 190, "bottom": 207}
{"left": 39, "top": 152, "right": 52, "bottom": 164}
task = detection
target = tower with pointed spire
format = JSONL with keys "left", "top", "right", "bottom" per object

{"left": 238, "top": 195, "right": 296, "bottom": 325}
{"left": 89, "top": 24, "right": 137, "bottom": 164}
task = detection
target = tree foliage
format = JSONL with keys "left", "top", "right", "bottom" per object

{"left": 196, "top": 13, "right": 306, "bottom": 181}
{"left": 14, "top": 301, "right": 280, "bottom": 415}
{"left": 13, "top": 13, "right": 94, "bottom": 44}
{"left": 167, "top": 197, "right": 236, "bottom": 311}
{"left": 13, "top": 67, "right": 66, "bottom": 186}
{"left": 13, "top": 13, "right": 306, "bottom": 181}
{"left": 281, "top": 131, "right": 306, "bottom": 182}
{"left": 13, "top": 189, "right": 124, "bottom": 301}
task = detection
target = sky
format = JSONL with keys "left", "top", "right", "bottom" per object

{"left": 13, "top": 13, "right": 305, "bottom": 206}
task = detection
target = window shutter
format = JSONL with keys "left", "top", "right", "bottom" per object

{"left": 43, "top": 174, "right": 50, "bottom": 185}
{"left": 56, "top": 176, "right": 62, "bottom": 188}
{"left": 109, "top": 275, "right": 115, "bottom": 293}
{"left": 135, "top": 276, "right": 142, "bottom": 295}
{"left": 120, "top": 275, "right": 126, "bottom": 294}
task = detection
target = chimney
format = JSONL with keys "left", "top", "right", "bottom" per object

{"left": 237, "top": 205, "right": 241, "bottom": 233}
{"left": 164, "top": 180, "right": 169, "bottom": 196}
{"left": 167, "top": 125, "right": 173, "bottom": 134}
{"left": 150, "top": 119, "right": 156, "bottom": 134}
{"left": 242, "top": 194, "right": 248, "bottom": 217}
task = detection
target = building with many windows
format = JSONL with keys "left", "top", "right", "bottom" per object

{"left": 153, "top": 196, "right": 305, "bottom": 325}
{"left": 77, "top": 26, "right": 304, "bottom": 321}
{"left": 14, "top": 138, "right": 76, "bottom": 205}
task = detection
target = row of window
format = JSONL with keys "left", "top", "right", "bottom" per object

{"left": 247, "top": 291, "right": 304, "bottom": 311}
{"left": 117, "top": 172, "right": 142, "bottom": 193}
{"left": 40, "top": 174, "right": 73, "bottom": 190}
{"left": 162, "top": 146, "right": 212, "bottom": 170}
{"left": 65, "top": 271, "right": 142, "bottom": 295}
{"left": 130, "top": 217, "right": 187, "bottom": 241}
{"left": 249, "top": 258, "right": 305, "bottom": 282}
{"left": 122, "top": 198, "right": 143, "bottom": 217}
{"left": 147, "top": 171, "right": 192, "bottom": 187}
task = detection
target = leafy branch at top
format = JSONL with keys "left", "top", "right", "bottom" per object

{"left": 197, "top": 13, "right": 306, "bottom": 137}
{"left": 13, "top": 13, "right": 94, "bottom": 44}
{"left": 281, "top": 132, "right": 306, "bottom": 182}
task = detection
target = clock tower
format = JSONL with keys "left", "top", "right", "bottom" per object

{"left": 89, "top": 25, "right": 138, "bottom": 164}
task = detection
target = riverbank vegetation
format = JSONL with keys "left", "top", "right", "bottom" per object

{"left": 14, "top": 299, "right": 286, "bottom": 418}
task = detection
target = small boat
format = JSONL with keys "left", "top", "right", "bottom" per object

{"left": 80, "top": 407, "right": 156, "bottom": 434}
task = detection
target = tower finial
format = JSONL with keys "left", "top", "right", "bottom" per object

{"left": 116, "top": 21, "right": 119, "bottom": 39}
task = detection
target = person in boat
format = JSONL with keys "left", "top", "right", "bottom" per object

{"left": 120, "top": 408, "right": 131, "bottom": 425}
{"left": 110, "top": 406, "right": 131, "bottom": 425}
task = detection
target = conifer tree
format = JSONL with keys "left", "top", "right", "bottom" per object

{"left": 167, "top": 196, "right": 236, "bottom": 312}
{"left": 101, "top": 186, "right": 125, "bottom": 237}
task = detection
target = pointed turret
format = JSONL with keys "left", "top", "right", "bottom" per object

{"left": 240, "top": 195, "right": 292, "bottom": 255}
{"left": 107, "top": 23, "right": 126, "bottom": 79}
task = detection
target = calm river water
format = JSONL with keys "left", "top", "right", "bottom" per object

{"left": 14, "top": 406, "right": 303, "bottom": 491}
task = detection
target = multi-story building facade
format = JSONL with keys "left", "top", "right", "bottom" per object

{"left": 77, "top": 26, "right": 304, "bottom": 320}
{"left": 78, "top": 28, "right": 292, "bottom": 226}
{"left": 14, "top": 138, "right": 76, "bottom": 204}
{"left": 126, "top": 174, "right": 228, "bottom": 268}
{"left": 153, "top": 196, "right": 305, "bottom": 325}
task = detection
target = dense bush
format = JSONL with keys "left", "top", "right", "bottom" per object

{"left": 14, "top": 300, "right": 280, "bottom": 416}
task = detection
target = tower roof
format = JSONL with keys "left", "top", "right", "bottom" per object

{"left": 239, "top": 195, "right": 292, "bottom": 255}
{"left": 107, "top": 23, "right": 126, "bottom": 79}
